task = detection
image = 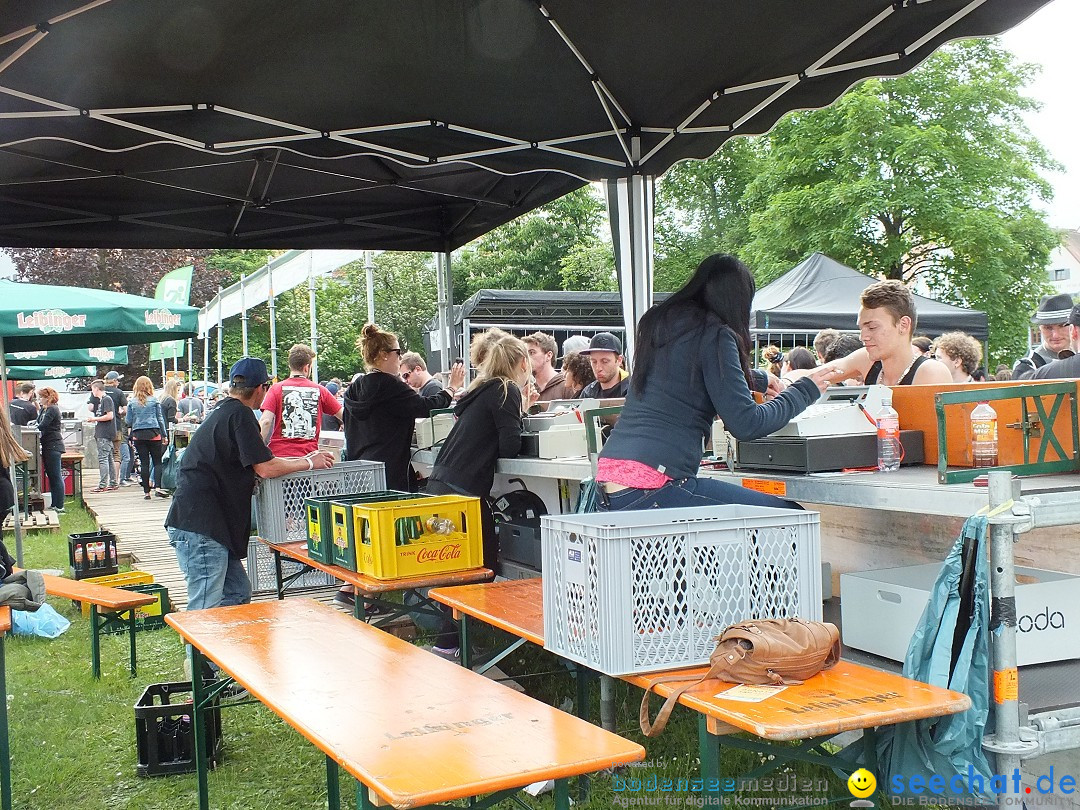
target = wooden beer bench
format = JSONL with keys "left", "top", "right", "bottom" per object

{"left": 429, "top": 578, "right": 972, "bottom": 803}
{"left": 32, "top": 570, "right": 157, "bottom": 678}
{"left": 258, "top": 538, "right": 492, "bottom": 627}
{"left": 166, "top": 598, "right": 645, "bottom": 810}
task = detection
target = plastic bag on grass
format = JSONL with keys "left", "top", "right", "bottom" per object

{"left": 12, "top": 603, "right": 71, "bottom": 638}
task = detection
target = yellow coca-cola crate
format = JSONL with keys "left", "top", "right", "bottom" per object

{"left": 353, "top": 494, "right": 484, "bottom": 580}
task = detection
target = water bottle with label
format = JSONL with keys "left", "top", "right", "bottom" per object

{"left": 876, "top": 390, "right": 901, "bottom": 472}
{"left": 971, "top": 401, "right": 998, "bottom": 467}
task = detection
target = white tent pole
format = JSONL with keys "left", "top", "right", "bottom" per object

{"left": 216, "top": 285, "right": 223, "bottom": 387}
{"left": 436, "top": 252, "right": 455, "bottom": 372}
{"left": 604, "top": 138, "right": 654, "bottom": 371}
{"left": 202, "top": 330, "right": 209, "bottom": 399}
{"left": 159, "top": 358, "right": 166, "bottom": 387}
{"left": 0, "top": 337, "right": 25, "bottom": 567}
{"left": 267, "top": 263, "right": 278, "bottom": 379}
{"left": 240, "top": 274, "right": 248, "bottom": 355}
{"left": 187, "top": 338, "right": 193, "bottom": 382}
{"left": 308, "top": 252, "right": 319, "bottom": 382}
{"left": 365, "top": 251, "right": 375, "bottom": 324}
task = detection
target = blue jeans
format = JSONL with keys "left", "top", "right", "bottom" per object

{"left": 167, "top": 528, "right": 251, "bottom": 610}
{"left": 42, "top": 449, "right": 64, "bottom": 510}
{"left": 597, "top": 476, "right": 803, "bottom": 512}
{"left": 119, "top": 440, "right": 132, "bottom": 481}
{"left": 96, "top": 438, "right": 117, "bottom": 486}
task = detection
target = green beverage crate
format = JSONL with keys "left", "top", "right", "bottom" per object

{"left": 329, "top": 491, "right": 431, "bottom": 571}
{"left": 100, "top": 584, "right": 171, "bottom": 635}
{"left": 305, "top": 491, "right": 410, "bottom": 563}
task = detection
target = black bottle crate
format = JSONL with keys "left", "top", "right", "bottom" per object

{"left": 135, "top": 681, "right": 221, "bottom": 777}
{"left": 68, "top": 530, "right": 119, "bottom": 580}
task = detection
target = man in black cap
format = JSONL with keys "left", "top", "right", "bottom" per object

{"left": 1030, "top": 306, "right": 1080, "bottom": 380}
{"left": 578, "top": 332, "right": 631, "bottom": 399}
{"left": 1012, "top": 293, "right": 1076, "bottom": 379}
{"left": 165, "top": 356, "right": 336, "bottom": 614}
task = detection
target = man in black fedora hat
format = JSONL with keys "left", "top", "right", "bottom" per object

{"left": 1012, "top": 293, "right": 1076, "bottom": 379}
{"left": 1030, "top": 305, "right": 1080, "bottom": 381}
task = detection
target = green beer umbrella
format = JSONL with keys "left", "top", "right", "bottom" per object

{"left": 0, "top": 280, "right": 197, "bottom": 353}
{"left": 0, "top": 280, "right": 198, "bottom": 565}
{"left": 5, "top": 365, "right": 97, "bottom": 380}
{"left": 5, "top": 347, "right": 128, "bottom": 366}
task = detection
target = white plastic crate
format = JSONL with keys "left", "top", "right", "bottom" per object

{"left": 253, "top": 460, "right": 386, "bottom": 544}
{"left": 542, "top": 505, "right": 821, "bottom": 676}
{"left": 246, "top": 537, "right": 338, "bottom": 594}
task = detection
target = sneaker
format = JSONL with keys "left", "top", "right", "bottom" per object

{"left": 53, "top": 506, "right": 65, "bottom": 514}
{"left": 421, "top": 645, "right": 461, "bottom": 663}
{"left": 106, "top": 485, "right": 119, "bottom": 491}
{"left": 92, "top": 485, "right": 109, "bottom": 493}
{"left": 144, "top": 494, "right": 151, "bottom": 500}
{"left": 118, "top": 480, "right": 132, "bottom": 487}
{"left": 333, "top": 589, "right": 355, "bottom": 607}
{"left": 155, "top": 489, "right": 171, "bottom": 499}
{"left": 219, "top": 682, "right": 249, "bottom": 703}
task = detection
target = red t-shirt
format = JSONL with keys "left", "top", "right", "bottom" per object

{"left": 261, "top": 376, "right": 341, "bottom": 457}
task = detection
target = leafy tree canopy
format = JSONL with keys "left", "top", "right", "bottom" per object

{"left": 655, "top": 39, "right": 1060, "bottom": 366}
{"left": 451, "top": 186, "right": 614, "bottom": 302}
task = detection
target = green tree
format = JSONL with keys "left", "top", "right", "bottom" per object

{"left": 654, "top": 137, "right": 762, "bottom": 291}
{"left": 655, "top": 39, "right": 1060, "bottom": 366}
{"left": 451, "top": 186, "right": 611, "bottom": 301}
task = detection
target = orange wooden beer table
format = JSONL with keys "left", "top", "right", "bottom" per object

{"left": 430, "top": 578, "right": 972, "bottom": 803}
{"left": 166, "top": 599, "right": 645, "bottom": 810}
{"left": 258, "top": 538, "right": 492, "bottom": 627}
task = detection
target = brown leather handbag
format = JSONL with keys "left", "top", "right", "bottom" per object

{"left": 639, "top": 618, "right": 841, "bottom": 736}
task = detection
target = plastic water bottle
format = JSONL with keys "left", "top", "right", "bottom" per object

{"left": 971, "top": 401, "right": 998, "bottom": 467}
{"left": 876, "top": 391, "right": 901, "bottom": 472}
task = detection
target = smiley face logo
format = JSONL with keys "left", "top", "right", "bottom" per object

{"left": 847, "top": 768, "right": 876, "bottom": 798}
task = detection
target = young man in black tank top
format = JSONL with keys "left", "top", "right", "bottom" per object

{"left": 821, "top": 280, "right": 952, "bottom": 387}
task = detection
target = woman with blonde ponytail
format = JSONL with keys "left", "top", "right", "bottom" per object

{"left": 421, "top": 331, "right": 536, "bottom": 659}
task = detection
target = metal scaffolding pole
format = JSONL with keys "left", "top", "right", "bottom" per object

{"left": 240, "top": 274, "right": 248, "bottom": 355}
{"left": 216, "top": 285, "right": 223, "bottom": 386}
{"left": 365, "top": 250, "right": 375, "bottom": 324}
{"left": 267, "top": 263, "right": 278, "bottom": 379}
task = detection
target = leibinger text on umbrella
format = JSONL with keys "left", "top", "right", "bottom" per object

{"left": 16, "top": 309, "right": 87, "bottom": 333}
{"left": 145, "top": 309, "right": 182, "bottom": 330}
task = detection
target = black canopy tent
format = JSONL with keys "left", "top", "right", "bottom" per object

{"left": 752, "top": 253, "right": 989, "bottom": 341}
{"left": 0, "top": 0, "right": 1047, "bottom": 364}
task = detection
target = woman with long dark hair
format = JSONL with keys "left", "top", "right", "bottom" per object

{"left": 596, "top": 254, "right": 835, "bottom": 511}
{"left": 35, "top": 387, "right": 66, "bottom": 513}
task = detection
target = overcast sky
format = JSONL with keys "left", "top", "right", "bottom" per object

{"left": 1000, "top": 0, "right": 1079, "bottom": 230}
{"left": 0, "top": 3, "right": 1074, "bottom": 283}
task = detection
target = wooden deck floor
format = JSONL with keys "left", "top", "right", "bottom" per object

{"left": 78, "top": 467, "right": 338, "bottom": 611}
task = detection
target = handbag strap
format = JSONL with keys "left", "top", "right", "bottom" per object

{"left": 638, "top": 665, "right": 719, "bottom": 737}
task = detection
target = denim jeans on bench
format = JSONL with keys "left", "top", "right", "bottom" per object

{"left": 597, "top": 475, "right": 803, "bottom": 512}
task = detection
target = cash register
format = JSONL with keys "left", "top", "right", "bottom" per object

{"left": 735, "top": 385, "right": 923, "bottom": 472}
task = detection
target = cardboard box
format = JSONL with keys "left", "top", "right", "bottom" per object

{"left": 841, "top": 563, "right": 1080, "bottom": 666}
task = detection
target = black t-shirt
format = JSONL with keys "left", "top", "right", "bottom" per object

{"left": 105, "top": 386, "right": 128, "bottom": 435}
{"left": 165, "top": 397, "right": 273, "bottom": 558}
{"left": 37, "top": 404, "right": 65, "bottom": 454}
{"left": 8, "top": 399, "right": 37, "bottom": 427}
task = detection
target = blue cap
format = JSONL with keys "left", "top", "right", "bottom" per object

{"left": 229, "top": 357, "right": 270, "bottom": 387}
{"left": 325, "top": 381, "right": 340, "bottom": 395}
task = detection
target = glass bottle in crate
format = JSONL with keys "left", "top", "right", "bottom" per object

{"left": 970, "top": 401, "right": 998, "bottom": 467}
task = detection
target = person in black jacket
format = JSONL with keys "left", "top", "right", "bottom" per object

{"left": 424, "top": 332, "right": 536, "bottom": 658}
{"left": 35, "top": 387, "right": 66, "bottom": 512}
{"left": 428, "top": 332, "right": 536, "bottom": 564}
{"left": 343, "top": 323, "right": 464, "bottom": 492}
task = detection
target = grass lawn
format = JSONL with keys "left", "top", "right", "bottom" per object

{"left": 6, "top": 502, "right": 851, "bottom": 809}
